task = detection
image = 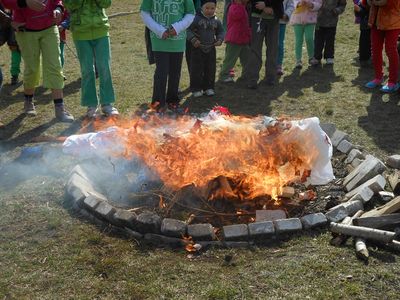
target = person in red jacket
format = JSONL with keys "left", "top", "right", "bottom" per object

{"left": 219, "top": 0, "right": 251, "bottom": 83}
{"left": 3, "top": 0, "right": 74, "bottom": 122}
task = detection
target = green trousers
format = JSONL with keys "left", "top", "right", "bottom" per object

{"left": 10, "top": 50, "right": 21, "bottom": 76}
{"left": 293, "top": 24, "right": 315, "bottom": 62}
{"left": 219, "top": 42, "right": 250, "bottom": 80}
{"left": 74, "top": 36, "right": 115, "bottom": 107}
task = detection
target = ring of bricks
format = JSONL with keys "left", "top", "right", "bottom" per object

{"left": 65, "top": 123, "right": 394, "bottom": 248}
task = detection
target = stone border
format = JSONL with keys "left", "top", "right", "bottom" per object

{"left": 65, "top": 123, "right": 399, "bottom": 248}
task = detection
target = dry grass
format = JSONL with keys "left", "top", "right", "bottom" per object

{"left": 0, "top": 1, "right": 400, "bottom": 299}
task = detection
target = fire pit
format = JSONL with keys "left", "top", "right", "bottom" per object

{"left": 64, "top": 110, "right": 400, "bottom": 254}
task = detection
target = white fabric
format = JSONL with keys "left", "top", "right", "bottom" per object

{"left": 140, "top": 11, "right": 166, "bottom": 38}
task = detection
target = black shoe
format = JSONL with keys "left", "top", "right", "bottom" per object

{"left": 247, "top": 82, "right": 258, "bottom": 89}
{"left": 11, "top": 75, "right": 18, "bottom": 85}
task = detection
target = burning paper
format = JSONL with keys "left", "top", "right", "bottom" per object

{"left": 63, "top": 110, "right": 334, "bottom": 200}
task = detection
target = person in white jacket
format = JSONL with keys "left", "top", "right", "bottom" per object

{"left": 277, "top": 0, "right": 294, "bottom": 75}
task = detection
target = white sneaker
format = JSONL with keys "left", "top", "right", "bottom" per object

{"left": 309, "top": 57, "right": 320, "bottom": 66}
{"left": 221, "top": 77, "right": 234, "bottom": 83}
{"left": 86, "top": 106, "right": 98, "bottom": 118}
{"left": 192, "top": 91, "right": 203, "bottom": 98}
{"left": 204, "top": 89, "right": 215, "bottom": 96}
{"left": 102, "top": 104, "right": 119, "bottom": 116}
{"left": 326, "top": 58, "right": 334, "bottom": 65}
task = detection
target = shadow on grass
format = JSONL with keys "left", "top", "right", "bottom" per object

{"left": 358, "top": 92, "right": 400, "bottom": 153}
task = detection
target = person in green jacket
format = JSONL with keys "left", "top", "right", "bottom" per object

{"left": 64, "top": 0, "right": 118, "bottom": 118}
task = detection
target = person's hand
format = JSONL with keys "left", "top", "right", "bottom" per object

{"left": 11, "top": 21, "right": 25, "bottom": 31}
{"left": 255, "top": 1, "right": 266, "bottom": 10}
{"left": 53, "top": 9, "right": 62, "bottom": 23}
{"left": 214, "top": 40, "right": 222, "bottom": 46}
{"left": 192, "top": 39, "right": 200, "bottom": 48}
{"left": 263, "top": 7, "right": 273, "bottom": 14}
{"left": 282, "top": 14, "right": 289, "bottom": 22}
{"left": 162, "top": 30, "right": 169, "bottom": 39}
{"left": 26, "top": 0, "right": 46, "bottom": 11}
{"left": 354, "top": 4, "right": 361, "bottom": 12}
{"left": 307, "top": 1, "right": 314, "bottom": 9}
{"left": 168, "top": 27, "right": 177, "bottom": 37}
{"left": 58, "top": 25, "right": 65, "bottom": 32}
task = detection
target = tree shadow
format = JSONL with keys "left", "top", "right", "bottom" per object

{"left": 358, "top": 92, "right": 400, "bottom": 153}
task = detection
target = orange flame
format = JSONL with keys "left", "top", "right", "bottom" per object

{"left": 91, "top": 113, "right": 319, "bottom": 200}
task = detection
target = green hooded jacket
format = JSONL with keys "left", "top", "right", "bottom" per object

{"left": 64, "top": 0, "right": 111, "bottom": 41}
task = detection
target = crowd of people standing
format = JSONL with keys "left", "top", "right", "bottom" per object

{"left": 0, "top": 0, "right": 400, "bottom": 122}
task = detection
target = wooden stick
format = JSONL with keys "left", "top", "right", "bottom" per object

{"left": 330, "top": 210, "right": 364, "bottom": 246}
{"left": 354, "top": 238, "right": 369, "bottom": 261}
{"left": 330, "top": 223, "right": 396, "bottom": 243}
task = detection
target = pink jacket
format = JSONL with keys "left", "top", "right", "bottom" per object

{"left": 12, "top": 0, "right": 63, "bottom": 31}
{"left": 225, "top": 3, "right": 251, "bottom": 45}
{"left": 289, "top": 0, "right": 322, "bottom": 25}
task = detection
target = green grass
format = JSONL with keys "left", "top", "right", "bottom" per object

{"left": 1, "top": 1, "right": 400, "bottom": 299}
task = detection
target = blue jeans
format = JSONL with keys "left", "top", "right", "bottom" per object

{"left": 277, "top": 23, "right": 287, "bottom": 66}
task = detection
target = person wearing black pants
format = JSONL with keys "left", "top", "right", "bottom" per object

{"left": 314, "top": 26, "right": 337, "bottom": 62}
{"left": 190, "top": 47, "right": 216, "bottom": 94}
{"left": 152, "top": 51, "right": 183, "bottom": 108}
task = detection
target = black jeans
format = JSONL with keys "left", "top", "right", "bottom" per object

{"left": 152, "top": 51, "right": 183, "bottom": 107}
{"left": 190, "top": 47, "right": 216, "bottom": 91}
{"left": 359, "top": 28, "right": 371, "bottom": 61}
{"left": 314, "top": 26, "right": 337, "bottom": 60}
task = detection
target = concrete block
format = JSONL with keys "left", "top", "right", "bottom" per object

{"left": 320, "top": 123, "right": 336, "bottom": 139}
{"left": 113, "top": 209, "right": 137, "bottom": 228}
{"left": 135, "top": 211, "right": 162, "bottom": 233}
{"left": 95, "top": 201, "right": 116, "bottom": 222}
{"left": 344, "top": 156, "right": 386, "bottom": 192}
{"left": 187, "top": 223, "right": 215, "bottom": 241}
{"left": 223, "top": 224, "right": 249, "bottom": 241}
{"left": 337, "top": 140, "right": 354, "bottom": 154}
{"left": 331, "top": 130, "right": 350, "bottom": 148}
{"left": 345, "top": 175, "right": 386, "bottom": 198}
{"left": 351, "top": 158, "right": 363, "bottom": 168}
{"left": 325, "top": 205, "right": 348, "bottom": 222}
{"left": 301, "top": 213, "right": 328, "bottom": 229}
{"left": 274, "top": 218, "right": 302, "bottom": 234}
{"left": 248, "top": 221, "right": 275, "bottom": 238}
{"left": 161, "top": 218, "right": 187, "bottom": 238}
{"left": 386, "top": 155, "right": 400, "bottom": 169}
{"left": 83, "top": 194, "right": 101, "bottom": 211}
{"left": 345, "top": 149, "right": 364, "bottom": 165}
{"left": 348, "top": 186, "right": 374, "bottom": 203}
{"left": 379, "top": 191, "right": 395, "bottom": 202}
{"left": 256, "top": 210, "right": 286, "bottom": 222}
{"left": 342, "top": 200, "right": 364, "bottom": 216}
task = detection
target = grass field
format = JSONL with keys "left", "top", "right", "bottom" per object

{"left": 0, "top": 1, "right": 400, "bottom": 299}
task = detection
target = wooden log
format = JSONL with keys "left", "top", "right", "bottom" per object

{"left": 217, "top": 176, "right": 236, "bottom": 198}
{"left": 354, "top": 238, "right": 369, "bottom": 261}
{"left": 388, "top": 170, "right": 400, "bottom": 195}
{"left": 330, "top": 210, "right": 364, "bottom": 246}
{"left": 361, "top": 196, "right": 400, "bottom": 218}
{"left": 330, "top": 223, "right": 396, "bottom": 243}
{"left": 353, "top": 213, "right": 400, "bottom": 229}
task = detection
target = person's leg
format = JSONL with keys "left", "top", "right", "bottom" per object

{"left": 190, "top": 48, "right": 204, "bottom": 92}
{"left": 220, "top": 43, "right": 241, "bottom": 80}
{"left": 304, "top": 24, "right": 315, "bottom": 61}
{"left": 293, "top": 24, "right": 305, "bottom": 62}
{"left": 313, "top": 26, "right": 324, "bottom": 60}
{"left": 277, "top": 23, "right": 286, "bottom": 69}
{"left": 59, "top": 41, "right": 65, "bottom": 68}
{"left": 93, "top": 36, "right": 116, "bottom": 108}
{"left": 264, "top": 18, "right": 280, "bottom": 84}
{"left": 324, "top": 27, "right": 337, "bottom": 60}
{"left": 166, "top": 51, "right": 183, "bottom": 105}
{"left": 203, "top": 48, "right": 216, "bottom": 91}
{"left": 40, "top": 26, "right": 73, "bottom": 122}
{"left": 370, "top": 27, "right": 384, "bottom": 81}
{"left": 359, "top": 28, "right": 371, "bottom": 62}
{"left": 152, "top": 51, "right": 169, "bottom": 108}
{"left": 245, "top": 17, "right": 266, "bottom": 87}
{"left": 238, "top": 45, "right": 251, "bottom": 75}
{"left": 15, "top": 31, "right": 40, "bottom": 115}
{"left": 384, "top": 29, "right": 400, "bottom": 85}
{"left": 74, "top": 39, "right": 99, "bottom": 107}
{"left": 9, "top": 49, "right": 21, "bottom": 84}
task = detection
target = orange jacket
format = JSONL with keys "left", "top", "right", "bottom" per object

{"left": 368, "top": 0, "right": 400, "bottom": 30}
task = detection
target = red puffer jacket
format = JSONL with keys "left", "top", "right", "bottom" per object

{"left": 225, "top": 3, "right": 251, "bottom": 45}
